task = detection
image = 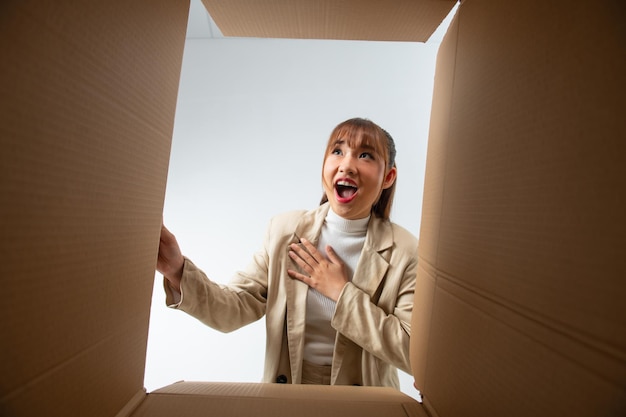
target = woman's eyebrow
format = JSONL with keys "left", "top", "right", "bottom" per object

{"left": 334, "top": 139, "right": 377, "bottom": 153}
{"left": 355, "top": 143, "right": 377, "bottom": 153}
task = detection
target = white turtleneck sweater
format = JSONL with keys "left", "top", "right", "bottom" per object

{"left": 302, "top": 209, "right": 369, "bottom": 365}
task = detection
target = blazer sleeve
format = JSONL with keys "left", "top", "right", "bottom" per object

{"left": 163, "top": 228, "right": 273, "bottom": 333}
{"left": 331, "top": 230, "right": 418, "bottom": 374}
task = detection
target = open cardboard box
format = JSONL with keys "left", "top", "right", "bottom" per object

{"left": 1, "top": 0, "right": 624, "bottom": 416}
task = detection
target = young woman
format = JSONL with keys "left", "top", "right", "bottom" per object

{"left": 157, "top": 117, "right": 418, "bottom": 388}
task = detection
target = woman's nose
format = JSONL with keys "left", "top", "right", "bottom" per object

{"left": 339, "top": 156, "right": 356, "bottom": 173}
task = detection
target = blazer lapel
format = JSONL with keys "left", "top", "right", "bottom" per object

{"left": 284, "top": 204, "right": 329, "bottom": 382}
{"left": 331, "top": 215, "right": 393, "bottom": 384}
{"left": 351, "top": 215, "right": 393, "bottom": 300}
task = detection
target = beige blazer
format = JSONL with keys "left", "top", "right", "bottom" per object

{"left": 165, "top": 203, "right": 418, "bottom": 388}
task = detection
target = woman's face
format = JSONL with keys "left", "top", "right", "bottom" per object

{"left": 322, "top": 139, "right": 396, "bottom": 220}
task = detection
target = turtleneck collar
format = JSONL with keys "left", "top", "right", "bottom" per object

{"left": 325, "top": 208, "right": 370, "bottom": 234}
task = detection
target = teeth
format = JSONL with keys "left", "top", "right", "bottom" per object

{"left": 337, "top": 180, "right": 356, "bottom": 188}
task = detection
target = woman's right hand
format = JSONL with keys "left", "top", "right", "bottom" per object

{"left": 157, "top": 223, "right": 185, "bottom": 292}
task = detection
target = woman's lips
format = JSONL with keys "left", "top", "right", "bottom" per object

{"left": 335, "top": 179, "right": 358, "bottom": 203}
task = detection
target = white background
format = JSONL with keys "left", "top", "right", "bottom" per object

{"left": 144, "top": 6, "right": 456, "bottom": 400}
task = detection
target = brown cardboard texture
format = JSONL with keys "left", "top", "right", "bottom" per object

{"left": 0, "top": 1, "right": 188, "bottom": 416}
{"left": 0, "top": 1, "right": 442, "bottom": 416}
{"left": 2, "top": 0, "right": 625, "bottom": 417}
{"left": 201, "top": 0, "right": 457, "bottom": 42}
{"left": 132, "top": 382, "right": 424, "bottom": 416}
{"left": 412, "top": 1, "right": 626, "bottom": 417}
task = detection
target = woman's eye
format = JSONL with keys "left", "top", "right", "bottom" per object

{"left": 360, "top": 152, "right": 374, "bottom": 160}
{"left": 332, "top": 149, "right": 342, "bottom": 155}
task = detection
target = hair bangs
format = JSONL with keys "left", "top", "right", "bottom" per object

{"left": 327, "top": 121, "right": 388, "bottom": 166}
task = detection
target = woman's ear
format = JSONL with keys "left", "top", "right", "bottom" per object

{"left": 382, "top": 166, "right": 397, "bottom": 189}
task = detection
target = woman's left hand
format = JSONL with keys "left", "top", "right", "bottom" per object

{"left": 287, "top": 238, "right": 348, "bottom": 301}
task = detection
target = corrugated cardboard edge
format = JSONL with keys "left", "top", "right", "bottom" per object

{"left": 410, "top": 0, "right": 460, "bottom": 401}
{"left": 114, "top": 389, "right": 147, "bottom": 417}
{"left": 421, "top": 397, "right": 440, "bottom": 417}
{"left": 132, "top": 381, "right": 428, "bottom": 417}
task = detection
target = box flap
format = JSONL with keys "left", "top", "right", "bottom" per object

{"left": 413, "top": 1, "right": 626, "bottom": 416}
{"left": 201, "top": 0, "right": 458, "bottom": 42}
{"left": 0, "top": 1, "right": 188, "bottom": 416}
{"left": 409, "top": 0, "right": 459, "bottom": 392}
{"left": 131, "top": 382, "right": 427, "bottom": 417}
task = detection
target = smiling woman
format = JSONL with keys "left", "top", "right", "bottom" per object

{"left": 144, "top": 24, "right": 448, "bottom": 400}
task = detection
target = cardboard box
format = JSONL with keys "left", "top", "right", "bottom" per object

{"left": 202, "top": 0, "right": 455, "bottom": 41}
{"left": 2, "top": 0, "right": 624, "bottom": 416}
{"left": 411, "top": 2, "right": 626, "bottom": 416}
{"left": 1, "top": 1, "right": 188, "bottom": 416}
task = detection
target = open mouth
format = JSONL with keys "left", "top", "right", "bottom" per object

{"left": 335, "top": 180, "right": 358, "bottom": 201}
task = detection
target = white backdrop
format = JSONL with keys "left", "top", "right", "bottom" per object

{"left": 144, "top": 9, "right": 455, "bottom": 400}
